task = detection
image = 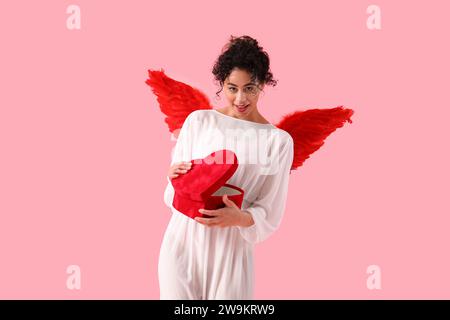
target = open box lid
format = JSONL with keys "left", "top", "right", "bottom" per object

{"left": 171, "top": 149, "right": 239, "bottom": 201}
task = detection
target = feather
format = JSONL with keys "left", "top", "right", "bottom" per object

{"left": 275, "top": 106, "right": 354, "bottom": 170}
{"left": 145, "top": 68, "right": 213, "bottom": 135}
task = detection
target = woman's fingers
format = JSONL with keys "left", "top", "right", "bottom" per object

{"left": 198, "top": 208, "right": 220, "bottom": 216}
{"left": 169, "top": 162, "right": 192, "bottom": 178}
{"left": 176, "top": 161, "right": 192, "bottom": 167}
{"left": 175, "top": 163, "right": 192, "bottom": 173}
{"left": 195, "top": 216, "right": 219, "bottom": 226}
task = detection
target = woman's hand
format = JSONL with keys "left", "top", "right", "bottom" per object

{"left": 168, "top": 161, "right": 192, "bottom": 179}
{"left": 195, "top": 195, "right": 255, "bottom": 228}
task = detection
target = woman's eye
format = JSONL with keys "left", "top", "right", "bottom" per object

{"left": 228, "top": 87, "right": 256, "bottom": 94}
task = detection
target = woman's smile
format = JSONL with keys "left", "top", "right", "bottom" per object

{"left": 234, "top": 104, "right": 250, "bottom": 113}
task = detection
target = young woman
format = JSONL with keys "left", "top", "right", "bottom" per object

{"left": 158, "top": 35, "right": 294, "bottom": 299}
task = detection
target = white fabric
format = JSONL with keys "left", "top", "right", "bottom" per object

{"left": 158, "top": 109, "right": 294, "bottom": 299}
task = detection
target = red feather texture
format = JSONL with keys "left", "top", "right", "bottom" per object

{"left": 145, "top": 68, "right": 213, "bottom": 136}
{"left": 275, "top": 106, "right": 354, "bottom": 171}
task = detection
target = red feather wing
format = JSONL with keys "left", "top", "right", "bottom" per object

{"left": 275, "top": 106, "right": 354, "bottom": 170}
{"left": 145, "top": 68, "right": 213, "bottom": 135}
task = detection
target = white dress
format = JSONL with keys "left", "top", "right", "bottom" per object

{"left": 158, "top": 109, "right": 294, "bottom": 300}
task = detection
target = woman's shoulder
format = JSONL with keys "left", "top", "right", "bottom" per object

{"left": 181, "top": 109, "right": 211, "bottom": 129}
{"left": 272, "top": 126, "right": 294, "bottom": 146}
{"left": 187, "top": 109, "right": 213, "bottom": 122}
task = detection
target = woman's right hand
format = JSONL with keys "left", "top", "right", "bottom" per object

{"left": 168, "top": 161, "right": 192, "bottom": 179}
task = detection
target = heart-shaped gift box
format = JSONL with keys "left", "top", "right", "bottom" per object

{"left": 171, "top": 149, "right": 245, "bottom": 219}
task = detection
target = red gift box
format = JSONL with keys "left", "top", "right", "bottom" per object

{"left": 171, "top": 149, "right": 245, "bottom": 219}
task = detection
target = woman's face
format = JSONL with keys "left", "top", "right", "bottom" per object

{"left": 223, "top": 68, "right": 265, "bottom": 119}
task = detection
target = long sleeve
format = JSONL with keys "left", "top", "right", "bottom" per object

{"left": 237, "top": 136, "right": 294, "bottom": 244}
{"left": 163, "top": 176, "right": 175, "bottom": 208}
{"left": 163, "top": 112, "right": 195, "bottom": 208}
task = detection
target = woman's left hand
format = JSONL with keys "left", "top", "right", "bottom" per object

{"left": 196, "top": 195, "right": 252, "bottom": 228}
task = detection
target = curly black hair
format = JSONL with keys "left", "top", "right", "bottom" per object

{"left": 211, "top": 35, "right": 278, "bottom": 99}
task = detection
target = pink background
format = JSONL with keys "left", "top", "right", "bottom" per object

{"left": 1, "top": 0, "right": 449, "bottom": 299}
